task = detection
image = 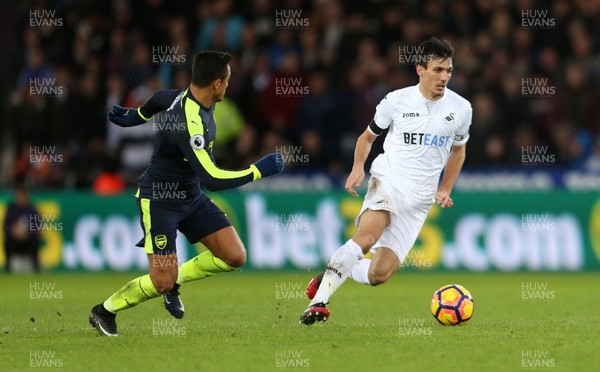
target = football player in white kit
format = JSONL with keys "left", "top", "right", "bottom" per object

{"left": 300, "top": 37, "right": 472, "bottom": 325}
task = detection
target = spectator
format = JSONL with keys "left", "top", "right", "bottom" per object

{"left": 3, "top": 183, "right": 41, "bottom": 273}
{"left": 195, "top": 0, "right": 245, "bottom": 51}
{"left": 296, "top": 71, "right": 335, "bottom": 168}
{"left": 3, "top": 0, "right": 600, "bottom": 188}
{"left": 259, "top": 50, "right": 305, "bottom": 134}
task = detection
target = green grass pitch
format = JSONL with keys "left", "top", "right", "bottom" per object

{"left": 1, "top": 271, "right": 598, "bottom": 371}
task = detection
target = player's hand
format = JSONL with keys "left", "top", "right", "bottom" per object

{"left": 254, "top": 153, "right": 284, "bottom": 178}
{"left": 107, "top": 104, "right": 148, "bottom": 127}
{"left": 345, "top": 167, "right": 365, "bottom": 197}
{"left": 434, "top": 190, "right": 453, "bottom": 208}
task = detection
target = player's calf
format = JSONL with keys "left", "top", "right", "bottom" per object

{"left": 368, "top": 270, "right": 394, "bottom": 286}
{"left": 367, "top": 247, "right": 400, "bottom": 286}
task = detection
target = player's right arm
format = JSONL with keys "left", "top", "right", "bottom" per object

{"left": 345, "top": 129, "right": 378, "bottom": 197}
{"left": 346, "top": 94, "right": 393, "bottom": 197}
{"left": 107, "top": 89, "right": 183, "bottom": 127}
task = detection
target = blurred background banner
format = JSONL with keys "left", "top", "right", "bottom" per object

{"left": 1, "top": 191, "right": 598, "bottom": 272}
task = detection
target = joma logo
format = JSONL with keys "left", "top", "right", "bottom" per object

{"left": 402, "top": 112, "right": 420, "bottom": 118}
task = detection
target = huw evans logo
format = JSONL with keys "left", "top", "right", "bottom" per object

{"left": 275, "top": 214, "right": 310, "bottom": 232}
{"left": 521, "top": 146, "right": 555, "bottom": 166}
{"left": 30, "top": 282, "right": 63, "bottom": 300}
{"left": 521, "top": 214, "right": 555, "bottom": 232}
{"left": 398, "top": 318, "right": 433, "bottom": 336}
{"left": 521, "top": 77, "right": 556, "bottom": 97}
{"left": 30, "top": 214, "right": 63, "bottom": 233}
{"left": 401, "top": 250, "right": 433, "bottom": 269}
{"left": 29, "top": 9, "right": 63, "bottom": 28}
{"left": 275, "top": 78, "right": 309, "bottom": 97}
{"left": 521, "top": 282, "right": 555, "bottom": 300}
{"left": 29, "top": 78, "right": 64, "bottom": 97}
{"left": 275, "top": 282, "right": 304, "bottom": 300}
{"left": 152, "top": 45, "right": 187, "bottom": 65}
{"left": 521, "top": 10, "right": 555, "bottom": 29}
{"left": 152, "top": 182, "right": 187, "bottom": 201}
{"left": 29, "top": 146, "right": 63, "bottom": 165}
{"left": 276, "top": 145, "right": 309, "bottom": 165}
{"left": 152, "top": 112, "right": 187, "bottom": 132}
{"left": 398, "top": 45, "right": 432, "bottom": 65}
{"left": 275, "top": 350, "right": 309, "bottom": 368}
{"left": 29, "top": 350, "right": 63, "bottom": 368}
{"left": 275, "top": 10, "right": 309, "bottom": 29}
{"left": 152, "top": 318, "right": 186, "bottom": 336}
{"left": 521, "top": 350, "right": 555, "bottom": 368}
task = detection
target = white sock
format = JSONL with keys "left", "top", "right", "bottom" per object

{"left": 310, "top": 239, "right": 364, "bottom": 306}
{"left": 350, "top": 259, "right": 371, "bottom": 285}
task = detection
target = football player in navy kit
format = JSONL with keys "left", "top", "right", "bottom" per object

{"left": 90, "top": 51, "right": 284, "bottom": 336}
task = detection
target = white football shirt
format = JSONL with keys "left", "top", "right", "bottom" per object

{"left": 368, "top": 84, "right": 472, "bottom": 201}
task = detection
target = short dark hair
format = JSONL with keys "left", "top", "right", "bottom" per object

{"left": 416, "top": 37, "right": 454, "bottom": 68}
{"left": 191, "top": 50, "right": 232, "bottom": 87}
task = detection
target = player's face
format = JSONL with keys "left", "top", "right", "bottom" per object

{"left": 214, "top": 65, "right": 231, "bottom": 102}
{"left": 417, "top": 58, "right": 453, "bottom": 100}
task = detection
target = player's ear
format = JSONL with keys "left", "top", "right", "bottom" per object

{"left": 213, "top": 79, "right": 221, "bottom": 90}
{"left": 416, "top": 64, "right": 425, "bottom": 77}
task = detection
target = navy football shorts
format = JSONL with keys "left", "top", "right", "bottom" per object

{"left": 135, "top": 191, "right": 231, "bottom": 255}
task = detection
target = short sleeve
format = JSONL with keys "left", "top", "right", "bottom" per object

{"left": 369, "top": 95, "right": 394, "bottom": 135}
{"left": 453, "top": 106, "right": 472, "bottom": 146}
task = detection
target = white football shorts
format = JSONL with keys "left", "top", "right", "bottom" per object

{"left": 356, "top": 176, "right": 433, "bottom": 263}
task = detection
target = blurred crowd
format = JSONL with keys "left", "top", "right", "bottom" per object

{"left": 1, "top": 0, "right": 599, "bottom": 190}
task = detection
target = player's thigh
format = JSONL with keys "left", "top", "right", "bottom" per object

{"left": 199, "top": 226, "right": 246, "bottom": 268}
{"left": 353, "top": 209, "right": 391, "bottom": 251}
{"left": 368, "top": 247, "right": 400, "bottom": 285}
{"left": 179, "top": 193, "right": 243, "bottom": 267}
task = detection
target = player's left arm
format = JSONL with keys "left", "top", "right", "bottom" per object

{"left": 171, "top": 109, "right": 283, "bottom": 191}
{"left": 435, "top": 105, "right": 472, "bottom": 208}
{"left": 435, "top": 144, "right": 466, "bottom": 208}
{"left": 107, "top": 89, "right": 183, "bottom": 127}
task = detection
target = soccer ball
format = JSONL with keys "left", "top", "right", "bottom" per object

{"left": 431, "top": 284, "right": 474, "bottom": 326}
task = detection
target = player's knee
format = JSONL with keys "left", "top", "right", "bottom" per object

{"left": 153, "top": 280, "right": 175, "bottom": 294}
{"left": 353, "top": 232, "right": 379, "bottom": 252}
{"left": 222, "top": 246, "right": 246, "bottom": 268}
{"left": 150, "top": 272, "right": 177, "bottom": 293}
